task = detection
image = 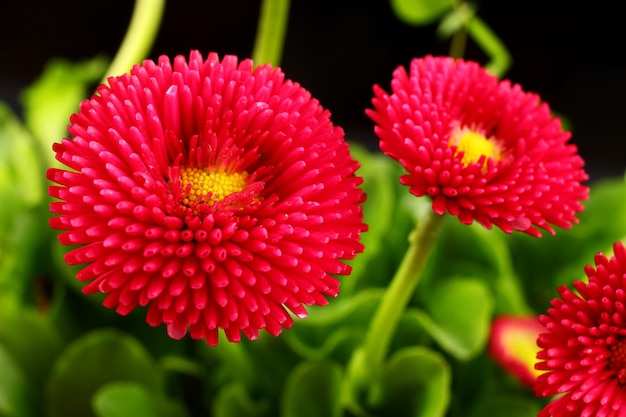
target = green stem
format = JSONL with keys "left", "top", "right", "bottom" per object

{"left": 101, "top": 0, "right": 166, "bottom": 83}
{"left": 448, "top": 2, "right": 467, "bottom": 59}
{"left": 466, "top": 15, "right": 511, "bottom": 77}
{"left": 251, "top": 0, "right": 291, "bottom": 66}
{"left": 360, "top": 210, "right": 444, "bottom": 383}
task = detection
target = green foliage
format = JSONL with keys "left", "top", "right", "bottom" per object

{"left": 417, "top": 277, "right": 494, "bottom": 360}
{"left": 281, "top": 361, "right": 343, "bottom": 417}
{"left": 0, "top": 103, "right": 47, "bottom": 313}
{"left": 46, "top": 329, "right": 163, "bottom": 417}
{"left": 388, "top": 0, "right": 511, "bottom": 77}
{"left": 93, "top": 382, "right": 188, "bottom": 417}
{"left": 0, "top": 344, "right": 36, "bottom": 417}
{"left": 20, "top": 56, "right": 107, "bottom": 168}
{"left": 368, "top": 346, "right": 451, "bottom": 417}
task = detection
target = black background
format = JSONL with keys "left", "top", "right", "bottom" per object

{"left": 1, "top": 1, "right": 624, "bottom": 180}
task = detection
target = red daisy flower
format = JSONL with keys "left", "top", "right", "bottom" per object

{"left": 535, "top": 242, "right": 626, "bottom": 417}
{"left": 47, "top": 51, "right": 366, "bottom": 345}
{"left": 367, "top": 55, "right": 588, "bottom": 237}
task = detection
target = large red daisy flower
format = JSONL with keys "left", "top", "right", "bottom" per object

{"left": 367, "top": 55, "right": 588, "bottom": 237}
{"left": 535, "top": 242, "right": 626, "bottom": 417}
{"left": 48, "top": 51, "right": 366, "bottom": 345}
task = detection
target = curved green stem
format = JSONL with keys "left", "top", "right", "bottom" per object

{"left": 466, "top": 15, "right": 511, "bottom": 77}
{"left": 101, "top": 0, "right": 166, "bottom": 83}
{"left": 252, "top": 0, "right": 291, "bottom": 66}
{"left": 448, "top": 2, "right": 468, "bottom": 59}
{"left": 358, "top": 210, "right": 444, "bottom": 386}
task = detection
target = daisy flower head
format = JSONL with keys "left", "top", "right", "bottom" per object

{"left": 367, "top": 55, "right": 588, "bottom": 237}
{"left": 535, "top": 242, "right": 626, "bottom": 417}
{"left": 48, "top": 51, "right": 366, "bottom": 345}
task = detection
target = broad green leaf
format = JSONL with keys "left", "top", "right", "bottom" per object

{"left": 420, "top": 218, "right": 530, "bottom": 315}
{"left": 46, "top": 329, "right": 162, "bottom": 417}
{"left": 0, "top": 311, "right": 62, "bottom": 392}
{"left": 285, "top": 289, "right": 383, "bottom": 362}
{"left": 390, "top": 0, "right": 455, "bottom": 25}
{"left": 0, "top": 102, "right": 47, "bottom": 311}
{"left": 345, "top": 144, "right": 413, "bottom": 294}
{"left": 368, "top": 346, "right": 451, "bottom": 417}
{"left": 507, "top": 176, "right": 626, "bottom": 310}
{"left": 20, "top": 56, "right": 107, "bottom": 168}
{"left": 212, "top": 382, "right": 266, "bottom": 417}
{"left": 93, "top": 382, "right": 187, "bottom": 417}
{"left": 0, "top": 102, "right": 44, "bottom": 207}
{"left": 281, "top": 360, "right": 342, "bottom": 417}
{"left": 0, "top": 343, "right": 36, "bottom": 417}
{"left": 418, "top": 278, "right": 494, "bottom": 360}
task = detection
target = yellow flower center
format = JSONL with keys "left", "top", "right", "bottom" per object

{"left": 609, "top": 338, "right": 626, "bottom": 385}
{"left": 449, "top": 127, "right": 502, "bottom": 168}
{"left": 179, "top": 166, "right": 249, "bottom": 208}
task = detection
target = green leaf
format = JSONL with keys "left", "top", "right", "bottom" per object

{"left": 0, "top": 311, "right": 62, "bottom": 392}
{"left": 422, "top": 218, "right": 530, "bottom": 315}
{"left": 0, "top": 343, "right": 36, "bottom": 417}
{"left": 20, "top": 56, "right": 107, "bottom": 168}
{"left": 93, "top": 382, "right": 187, "bottom": 417}
{"left": 390, "top": 0, "right": 455, "bottom": 25}
{"left": 0, "top": 102, "right": 44, "bottom": 207}
{"left": 345, "top": 144, "right": 413, "bottom": 294}
{"left": 212, "top": 382, "right": 266, "bottom": 417}
{"left": 507, "top": 176, "right": 626, "bottom": 310}
{"left": 0, "top": 102, "right": 48, "bottom": 311}
{"left": 417, "top": 278, "right": 494, "bottom": 360}
{"left": 468, "top": 394, "right": 540, "bottom": 417}
{"left": 46, "top": 329, "right": 162, "bottom": 417}
{"left": 284, "top": 289, "right": 383, "bottom": 362}
{"left": 281, "top": 360, "right": 342, "bottom": 417}
{"left": 368, "top": 346, "right": 451, "bottom": 417}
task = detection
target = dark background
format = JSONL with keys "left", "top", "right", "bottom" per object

{"left": 1, "top": 1, "right": 624, "bottom": 180}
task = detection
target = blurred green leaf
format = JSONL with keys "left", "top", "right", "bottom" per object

{"left": 212, "top": 382, "right": 266, "bottom": 417}
{"left": 285, "top": 289, "right": 382, "bottom": 362}
{"left": 0, "top": 102, "right": 44, "bottom": 207}
{"left": 507, "top": 176, "right": 626, "bottom": 310}
{"left": 93, "top": 382, "right": 187, "bottom": 417}
{"left": 390, "top": 0, "right": 455, "bottom": 25}
{"left": 417, "top": 278, "right": 493, "bottom": 360}
{"left": 368, "top": 346, "right": 451, "bottom": 417}
{"left": 0, "top": 311, "right": 62, "bottom": 392}
{"left": 46, "top": 329, "right": 162, "bottom": 417}
{"left": 20, "top": 55, "right": 107, "bottom": 168}
{"left": 0, "top": 101, "right": 47, "bottom": 311}
{"left": 281, "top": 360, "right": 342, "bottom": 417}
{"left": 422, "top": 218, "right": 529, "bottom": 315}
{"left": 0, "top": 343, "right": 36, "bottom": 417}
{"left": 467, "top": 394, "right": 540, "bottom": 417}
{"left": 345, "top": 144, "right": 413, "bottom": 295}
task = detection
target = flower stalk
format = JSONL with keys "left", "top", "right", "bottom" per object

{"left": 101, "top": 0, "right": 165, "bottom": 82}
{"left": 356, "top": 209, "right": 444, "bottom": 388}
{"left": 252, "top": 0, "right": 291, "bottom": 66}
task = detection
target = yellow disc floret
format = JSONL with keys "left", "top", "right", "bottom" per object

{"left": 449, "top": 126, "right": 502, "bottom": 168}
{"left": 179, "top": 166, "right": 248, "bottom": 208}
